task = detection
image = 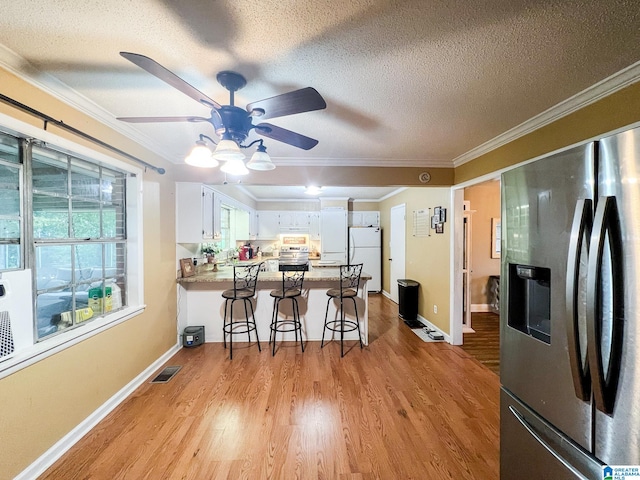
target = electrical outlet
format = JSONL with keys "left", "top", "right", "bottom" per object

{"left": 433, "top": 305, "right": 438, "bottom": 314}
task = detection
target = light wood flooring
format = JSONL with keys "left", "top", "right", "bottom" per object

{"left": 40, "top": 295, "right": 500, "bottom": 480}
{"left": 460, "top": 312, "right": 501, "bottom": 375}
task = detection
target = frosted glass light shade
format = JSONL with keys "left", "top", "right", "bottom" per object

{"left": 246, "top": 150, "right": 275, "bottom": 171}
{"left": 212, "top": 139, "right": 245, "bottom": 161}
{"left": 220, "top": 158, "right": 249, "bottom": 175}
{"left": 185, "top": 143, "right": 218, "bottom": 168}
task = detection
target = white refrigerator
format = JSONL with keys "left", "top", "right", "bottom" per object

{"left": 349, "top": 227, "right": 381, "bottom": 292}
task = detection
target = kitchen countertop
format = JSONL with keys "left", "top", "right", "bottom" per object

{"left": 178, "top": 264, "right": 371, "bottom": 283}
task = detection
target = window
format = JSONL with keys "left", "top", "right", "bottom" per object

{"left": 0, "top": 119, "right": 142, "bottom": 377}
{"left": 32, "top": 145, "right": 127, "bottom": 339}
{"left": 0, "top": 134, "right": 21, "bottom": 270}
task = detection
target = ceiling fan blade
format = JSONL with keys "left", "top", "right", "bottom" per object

{"left": 247, "top": 87, "right": 326, "bottom": 120}
{"left": 255, "top": 123, "right": 319, "bottom": 150}
{"left": 120, "top": 52, "right": 221, "bottom": 109}
{"left": 117, "top": 115, "right": 210, "bottom": 123}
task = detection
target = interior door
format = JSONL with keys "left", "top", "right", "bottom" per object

{"left": 389, "top": 204, "right": 406, "bottom": 303}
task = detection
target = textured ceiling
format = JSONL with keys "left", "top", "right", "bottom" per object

{"left": 0, "top": 0, "right": 639, "bottom": 184}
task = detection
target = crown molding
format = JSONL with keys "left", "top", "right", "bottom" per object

{"left": 453, "top": 61, "right": 640, "bottom": 167}
{"left": 273, "top": 157, "right": 453, "bottom": 168}
{"left": 0, "top": 45, "right": 176, "bottom": 163}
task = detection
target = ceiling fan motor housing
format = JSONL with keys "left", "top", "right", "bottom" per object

{"left": 215, "top": 106, "right": 255, "bottom": 144}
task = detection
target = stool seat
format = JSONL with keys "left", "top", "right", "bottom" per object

{"left": 326, "top": 288, "right": 357, "bottom": 298}
{"left": 269, "top": 270, "right": 305, "bottom": 356}
{"left": 222, "top": 288, "right": 254, "bottom": 299}
{"left": 270, "top": 288, "right": 302, "bottom": 299}
{"left": 222, "top": 262, "right": 263, "bottom": 359}
{"left": 322, "top": 264, "right": 364, "bottom": 357}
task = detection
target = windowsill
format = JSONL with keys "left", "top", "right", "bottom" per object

{"left": 0, "top": 305, "right": 146, "bottom": 380}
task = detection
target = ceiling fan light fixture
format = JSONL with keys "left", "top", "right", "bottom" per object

{"left": 246, "top": 144, "right": 275, "bottom": 171}
{"left": 212, "top": 138, "right": 246, "bottom": 162}
{"left": 220, "top": 158, "right": 249, "bottom": 176}
{"left": 185, "top": 140, "right": 218, "bottom": 168}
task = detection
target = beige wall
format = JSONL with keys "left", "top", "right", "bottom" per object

{"left": 464, "top": 181, "right": 501, "bottom": 305}
{"left": 380, "top": 188, "right": 451, "bottom": 334}
{"left": 0, "top": 67, "right": 178, "bottom": 478}
{"left": 455, "top": 81, "right": 640, "bottom": 183}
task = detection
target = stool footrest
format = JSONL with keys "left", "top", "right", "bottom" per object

{"left": 323, "top": 319, "right": 360, "bottom": 333}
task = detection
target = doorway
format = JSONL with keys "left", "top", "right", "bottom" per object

{"left": 389, "top": 203, "right": 406, "bottom": 303}
{"left": 452, "top": 178, "right": 501, "bottom": 353}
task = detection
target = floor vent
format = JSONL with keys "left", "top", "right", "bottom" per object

{"left": 151, "top": 365, "right": 182, "bottom": 383}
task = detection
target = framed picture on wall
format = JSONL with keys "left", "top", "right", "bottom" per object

{"left": 435, "top": 223, "right": 444, "bottom": 234}
{"left": 439, "top": 207, "right": 447, "bottom": 223}
{"left": 491, "top": 217, "right": 501, "bottom": 258}
{"left": 431, "top": 215, "right": 439, "bottom": 229}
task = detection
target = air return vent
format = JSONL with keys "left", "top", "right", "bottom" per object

{"left": 150, "top": 365, "right": 181, "bottom": 383}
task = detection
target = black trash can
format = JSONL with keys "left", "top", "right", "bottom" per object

{"left": 398, "top": 279, "right": 420, "bottom": 327}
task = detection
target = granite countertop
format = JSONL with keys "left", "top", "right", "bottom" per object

{"left": 178, "top": 264, "right": 371, "bottom": 284}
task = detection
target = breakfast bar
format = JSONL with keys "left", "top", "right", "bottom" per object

{"left": 177, "top": 264, "right": 371, "bottom": 345}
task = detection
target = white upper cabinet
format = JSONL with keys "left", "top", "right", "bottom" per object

{"left": 349, "top": 211, "right": 380, "bottom": 227}
{"left": 176, "top": 183, "right": 216, "bottom": 243}
{"left": 279, "top": 211, "right": 311, "bottom": 232}
{"left": 255, "top": 211, "right": 280, "bottom": 240}
{"left": 309, "top": 212, "right": 321, "bottom": 240}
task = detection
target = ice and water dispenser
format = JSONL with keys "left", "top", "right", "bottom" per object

{"left": 508, "top": 264, "right": 551, "bottom": 344}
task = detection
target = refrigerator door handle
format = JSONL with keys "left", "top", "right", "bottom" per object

{"left": 508, "top": 405, "right": 594, "bottom": 480}
{"left": 565, "top": 199, "right": 593, "bottom": 401}
{"left": 586, "top": 195, "right": 625, "bottom": 414}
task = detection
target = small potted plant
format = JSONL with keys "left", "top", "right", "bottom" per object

{"left": 201, "top": 243, "right": 221, "bottom": 263}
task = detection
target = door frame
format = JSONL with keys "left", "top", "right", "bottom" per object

{"left": 450, "top": 175, "right": 501, "bottom": 346}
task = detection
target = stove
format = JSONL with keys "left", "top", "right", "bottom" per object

{"left": 279, "top": 245, "right": 309, "bottom": 271}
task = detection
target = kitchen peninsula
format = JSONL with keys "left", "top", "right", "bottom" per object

{"left": 177, "top": 264, "right": 371, "bottom": 345}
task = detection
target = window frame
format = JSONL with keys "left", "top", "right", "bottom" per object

{"left": 0, "top": 112, "right": 145, "bottom": 380}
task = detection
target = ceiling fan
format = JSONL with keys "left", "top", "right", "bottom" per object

{"left": 117, "top": 52, "right": 327, "bottom": 156}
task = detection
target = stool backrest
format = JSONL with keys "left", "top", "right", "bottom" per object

{"left": 233, "top": 262, "right": 263, "bottom": 295}
{"left": 340, "top": 263, "right": 363, "bottom": 291}
{"left": 281, "top": 270, "right": 305, "bottom": 294}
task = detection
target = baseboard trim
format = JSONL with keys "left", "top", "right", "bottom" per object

{"left": 15, "top": 343, "right": 182, "bottom": 480}
{"left": 471, "top": 304, "right": 491, "bottom": 312}
{"left": 381, "top": 289, "right": 395, "bottom": 302}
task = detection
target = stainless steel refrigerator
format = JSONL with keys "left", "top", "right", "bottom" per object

{"left": 500, "top": 126, "right": 640, "bottom": 479}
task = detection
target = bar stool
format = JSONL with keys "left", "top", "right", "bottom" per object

{"left": 321, "top": 263, "right": 364, "bottom": 357}
{"left": 269, "top": 270, "right": 305, "bottom": 356}
{"left": 222, "top": 262, "right": 263, "bottom": 359}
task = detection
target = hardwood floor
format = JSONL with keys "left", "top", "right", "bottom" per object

{"left": 40, "top": 295, "right": 500, "bottom": 480}
{"left": 460, "top": 312, "right": 501, "bottom": 375}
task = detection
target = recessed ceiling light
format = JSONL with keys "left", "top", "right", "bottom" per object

{"left": 304, "top": 186, "right": 322, "bottom": 195}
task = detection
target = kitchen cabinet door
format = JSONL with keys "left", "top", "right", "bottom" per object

{"left": 176, "top": 183, "right": 216, "bottom": 243}
{"left": 309, "top": 212, "right": 321, "bottom": 240}
{"left": 349, "top": 211, "right": 380, "bottom": 227}
{"left": 256, "top": 211, "right": 280, "bottom": 239}
{"left": 279, "top": 211, "right": 310, "bottom": 232}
